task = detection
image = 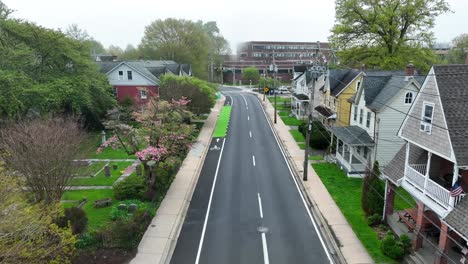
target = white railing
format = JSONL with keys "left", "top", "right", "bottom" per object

{"left": 425, "top": 178, "right": 450, "bottom": 209}
{"left": 409, "top": 163, "right": 427, "bottom": 175}
{"left": 454, "top": 194, "right": 466, "bottom": 207}
{"left": 406, "top": 166, "right": 425, "bottom": 191}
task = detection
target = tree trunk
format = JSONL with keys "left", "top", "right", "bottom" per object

{"left": 143, "top": 163, "right": 158, "bottom": 201}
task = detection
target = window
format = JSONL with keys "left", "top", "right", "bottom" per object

{"left": 366, "top": 111, "right": 371, "bottom": 128}
{"left": 405, "top": 92, "right": 413, "bottom": 104}
{"left": 420, "top": 102, "right": 434, "bottom": 134}
{"left": 363, "top": 147, "right": 368, "bottom": 159}
{"left": 353, "top": 106, "right": 358, "bottom": 121}
{"left": 359, "top": 109, "right": 363, "bottom": 124}
{"left": 140, "top": 90, "right": 147, "bottom": 99}
{"left": 127, "top": 71, "right": 133, "bottom": 80}
{"left": 112, "top": 87, "right": 118, "bottom": 97}
{"left": 356, "top": 81, "right": 361, "bottom": 91}
{"left": 118, "top": 71, "right": 123, "bottom": 80}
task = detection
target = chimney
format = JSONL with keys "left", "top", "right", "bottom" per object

{"left": 406, "top": 61, "right": 415, "bottom": 76}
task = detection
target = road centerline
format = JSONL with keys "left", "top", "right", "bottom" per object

{"left": 250, "top": 131, "right": 252, "bottom": 138}
{"left": 257, "top": 193, "right": 264, "bottom": 218}
{"left": 252, "top": 155, "right": 256, "bottom": 166}
{"left": 261, "top": 233, "right": 270, "bottom": 264}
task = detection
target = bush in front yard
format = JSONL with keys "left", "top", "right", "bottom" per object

{"left": 298, "top": 121, "right": 330, "bottom": 150}
{"left": 56, "top": 207, "right": 88, "bottom": 234}
{"left": 113, "top": 175, "right": 146, "bottom": 200}
{"left": 380, "top": 232, "right": 411, "bottom": 260}
{"left": 361, "top": 161, "right": 385, "bottom": 216}
{"left": 366, "top": 213, "right": 381, "bottom": 226}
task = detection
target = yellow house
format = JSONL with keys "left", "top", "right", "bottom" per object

{"left": 315, "top": 69, "right": 363, "bottom": 128}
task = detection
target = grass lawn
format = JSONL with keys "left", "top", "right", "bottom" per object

{"left": 298, "top": 143, "right": 306, "bottom": 149}
{"left": 280, "top": 115, "right": 305, "bottom": 126}
{"left": 278, "top": 111, "right": 290, "bottom": 117}
{"left": 267, "top": 96, "right": 290, "bottom": 103}
{"left": 289, "top": 130, "right": 305, "bottom": 142}
{"left": 394, "top": 187, "right": 416, "bottom": 211}
{"left": 82, "top": 133, "right": 136, "bottom": 160}
{"left": 62, "top": 189, "right": 116, "bottom": 231}
{"left": 213, "top": 106, "right": 232, "bottom": 137}
{"left": 69, "top": 161, "right": 133, "bottom": 186}
{"left": 309, "top": 155, "right": 323, "bottom": 161}
{"left": 312, "top": 163, "right": 395, "bottom": 263}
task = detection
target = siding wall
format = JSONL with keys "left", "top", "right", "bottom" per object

{"left": 108, "top": 64, "right": 156, "bottom": 86}
{"left": 376, "top": 83, "right": 419, "bottom": 167}
{"left": 400, "top": 70, "right": 454, "bottom": 161}
{"left": 336, "top": 75, "right": 362, "bottom": 127}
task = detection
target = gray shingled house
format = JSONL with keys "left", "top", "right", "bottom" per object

{"left": 383, "top": 65, "right": 468, "bottom": 264}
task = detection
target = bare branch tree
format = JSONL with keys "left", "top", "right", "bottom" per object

{"left": 0, "top": 118, "right": 85, "bottom": 202}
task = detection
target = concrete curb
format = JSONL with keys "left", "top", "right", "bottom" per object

{"left": 257, "top": 94, "right": 374, "bottom": 264}
{"left": 130, "top": 96, "right": 225, "bottom": 264}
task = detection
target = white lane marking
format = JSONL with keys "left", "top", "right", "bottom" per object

{"left": 252, "top": 155, "right": 256, "bottom": 167}
{"left": 240, "top": 93, "right": 248, "bottom": 106}
{"left": 256, "top": 97, "right": 334, "bottom": 263}
{"left": 249, "top": 131, "right": 252, "bottom": 138}
{"left": 261, "top": 233, "right": 270, "bottom": 264}
{"left": 257, "top": 193, "right": 264, "bottom": 218}
{"left": 248, "top": 116, "right": 250, "bottom": 121}
{"left": 246, "top": 106, "right": 249, "bottom": 110}
{"left": 195, "top": 138, "right": 227, "bottom": 264}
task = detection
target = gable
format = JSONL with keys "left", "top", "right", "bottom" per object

{"left": 107, "top": 63, "right": 158, "bottom": 86}
{"left": 399, "top": 68, "right": 454, "bottom": 161}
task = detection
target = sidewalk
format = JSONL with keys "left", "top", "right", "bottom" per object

{"left": 259, "top": 95, "right": 374, "bottom": 264}
{"left": 130, "top": 97, "right": 225, "bottom": 264}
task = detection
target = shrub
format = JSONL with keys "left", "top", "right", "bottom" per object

{"left": 361, "top": 160, "right": 385, "bottom": 216}
{"left": 380, "top": 233, "right": 409, "bottom": 260}
{"left": 113, "top": 175, "right": 146, "bottom": 200}
{"left": 399, "top": 234, "right": 412, "bottom": 254}
{"left": 56, "top": 207, "right": 88, "bottom": 234}
{"left": 367, "top": 213, "right": 381, "bottom": 226}
{"left": 109, "top": 199, "right": 148, "bottom": 221}
{"left": 298, "top": 121, "right": 330, "bottom": 150}
{"left": 156, "top": 157, "right": 182, "bottom": 193}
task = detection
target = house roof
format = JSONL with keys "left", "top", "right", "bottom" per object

{"left": 314, "top": 105, "right": 335, "bottom": 118}
{"left": 433, "top": 64, "right": 468, "bottom": 166}
{"left": 331, "top": 126, "right": 374, "bottom": 146}
{"left": 444, "top": 198, "right": 468, "bottom": 240}
{"left": 383, "top": 144, "right": 406, "bottom": 184}
{"left": 329, "top": 69, "right": 361, "bottom": 96}
{"left": 293, "top": 65, "right": 308, "bottom": 73}
{"left": 97, "top": 60, "right": 190, "bottom": 86}
{"left": 293, "top": 72, "right": 304, "bottom": 81}
{"left": 292, "top": 93, "right": 309, "bottom": 100}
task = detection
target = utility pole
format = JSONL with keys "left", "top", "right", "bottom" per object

{"left": 303, "top": 62, "right": 327, "bottom": 181}
{"left": 272, "top": 50, "right": 278, "bottom": 124}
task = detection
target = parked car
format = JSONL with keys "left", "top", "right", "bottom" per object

{"left": 276, "top": 86, "right": 289, "bottom": 94}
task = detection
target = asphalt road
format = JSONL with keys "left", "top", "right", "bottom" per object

{"left": 170, "top": 87, "right": 331, "bottom": 264}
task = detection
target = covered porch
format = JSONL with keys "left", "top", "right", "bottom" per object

{"left": 314, "top": 105, "right": 336, "bottom": 129}
{"left": 331, "top": 126, "right": 374, "bottom": 177}
{"left": 291, "top": 93, "right": 309, "bottom": 120}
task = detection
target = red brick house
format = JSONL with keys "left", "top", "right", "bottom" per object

{"left": 98, "top": 60, "right": 191, "bottom": 105}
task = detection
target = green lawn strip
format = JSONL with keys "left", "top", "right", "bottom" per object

{"left": 298, "top": 143, "right": 306, "bottom": 149}
{"left": 62, "top": 189, "right": 116, "bottom": 231}
{"left": 312, "top": 163, "right": 395, "bottom": 263}
{"left": 278, "top": 111, "right": 290, "bottom": 117}
{"left": 289, "top": 130, "right": 305, "bottom": 142}
{"left": 69, "top": 161, "right": 133, "bottom": 186}
{"left": 213, "top": 106, "right": 232, "bottom": 137}
{"left": 394, "top": 187, "right": 416, "bottom": 211}
{"left": 309, "top": 155, "right": 323, "bottom": 161}
{"left": 280, "top": 115, "right": 305, "bottom": 126}
{"left": 82, "top": 134, "right": 135, "bottom": 159}
{"left": 267, "top": 96, "right": 290, "bottom": 103}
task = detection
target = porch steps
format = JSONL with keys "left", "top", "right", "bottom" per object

{"left": 404, "top": 253, "right": 426, "bottom": 264}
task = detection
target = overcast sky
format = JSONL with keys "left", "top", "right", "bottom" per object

{"left": 3, "top": 0, "right": 467, "bottom": 53}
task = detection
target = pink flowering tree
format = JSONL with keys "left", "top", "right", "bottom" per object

{"left": 100, "top": 96, "right": 195, "bottom": 199}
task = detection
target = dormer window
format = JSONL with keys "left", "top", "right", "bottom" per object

{"left": 420, "top": 102, "right": 434, "bottom": 134}
{"left": 405, "top": 92, "right": 413, "bottom": 104}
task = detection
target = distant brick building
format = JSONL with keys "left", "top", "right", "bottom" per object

{"left": 223, "top": 41, "right": 334, "bottom": 84}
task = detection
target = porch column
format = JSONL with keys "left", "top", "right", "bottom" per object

{"left": 412, "top": 201, "right": 425, "bottom": 250}
{"left": 330, "top": 133, "right": 334, "bottom": 154}
{"left": 349, "top": 146, "right": 353, "bottom": 167}
{"left": 424, "top": 152, "right": 432, "bottom": 195}
{"left": 449, "top": 164, "right": 459, "bottom": 208}
{"left": 342, "top": 142, "right": 345, "bottom": 157}
{"left": 434, "top": 222, "right": 451, "bottom": 264}
{"left": 404, "top": 142, "right": 410, "bottom": 178}
{"left": 383, "top": 180, "right": 396, "bottom": 221}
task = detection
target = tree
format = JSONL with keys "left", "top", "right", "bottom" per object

{"left": 330, "top": 0, "right": 451, "bottom": 72}
{"left": 120, "top": 44, "right": 142, "bottom": 60}
{"left": 0, "top": 15, "right": 115, "bottom": 128}
{"left": 242, "top": 67, "right": 260, "bottom": 84}
{"left": 0, "top": 118, "right": 85, "bottom": 202}
{"left": 361, "top": 160, "right": 385, "bottom": 216}
{"left": 159, "top": 75, "right": 217, "bottom": 115}
{"left": 64, "top": 23, "right": 90, "bottom": 41}
{"left": 101, "top": 97, "right": 195, "bottom": 200}
{"left": 107, "top": 44, "right": 124, "bottom": 57}
{"left": 446, "top": 33, "right": 468, "bottom": 64}
{"left": 0, "top": 168, "right": 76, "bottom": 263}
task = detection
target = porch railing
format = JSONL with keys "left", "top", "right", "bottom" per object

{"left": 409, "top": 163, "right": 427, "bottom": 175}
{"left": 405, "top": 165, "right": 451, "bottom": 210}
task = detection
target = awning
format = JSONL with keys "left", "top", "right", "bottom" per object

{"left": 292, "top": 93, "right": 309, "bottom": 100}
{"left": 331, "top": 126, "right": 374, "bottom": 146}
{"left": 315, "top": 105, "right": 335, "bottom": 118}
